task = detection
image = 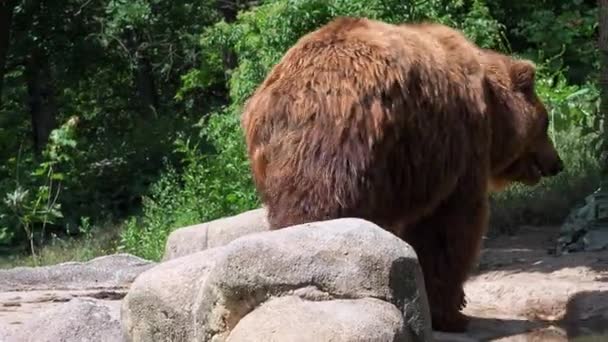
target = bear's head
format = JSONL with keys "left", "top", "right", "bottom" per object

{"left": 485, "top": 54, "right": 564, "bottom": 191}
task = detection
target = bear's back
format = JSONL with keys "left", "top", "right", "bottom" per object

{"left": 241, "top": 17, "right": 491, "bottom": 229}
{"left": 243, "top": 17, "right": 486, "bottom": 136}
{"left": 261, "top": 17, "right": 454, "bottom": 100}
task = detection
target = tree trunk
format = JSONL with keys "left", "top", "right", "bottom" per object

{"left": 216, "top": 1, "right": 260, "bottom": 70}
{"left": 25, "top": 49, "right": 57, "bottom": 154}
{"left": 600, "top": 0, "right": 608, "bottom": 180}
{"left": 217, "top": 0, "right": 239, "bottom": 22}
{"left": 125, "top": 29, "right": 159, "bottom": 119}
{"left": 134, "top": 55, "right": 159, "bottom": 118}
{"left": 0, "top": 0, "right": 16, "bottom": 108}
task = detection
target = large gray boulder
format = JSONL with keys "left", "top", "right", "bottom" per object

{"left": 120, "top": 247, "right": 226, "bottom": 342}
{"left": 122, "top": 218, "right": 433, "bottom": 342}
{"left": 163, "top": 208, "right": 269, "bottom": 261}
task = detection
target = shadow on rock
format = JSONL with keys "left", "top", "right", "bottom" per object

{"left": 436, "top": 315, "right": 571, "bottom": 341}
{"left": 389, "top": 256, "right": 433, "bottom": 341}
{"left": 435, "top": 291, "right": 608, "bottom": 341}
{"left": 475, "top": 225, "right": 608, "bottom": 275}
{"left": 562, "top": 290, "right": 608, "bottom": 339}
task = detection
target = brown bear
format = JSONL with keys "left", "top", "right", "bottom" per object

{"left": 241, "top": 16, "right": 564, "bottom": 332}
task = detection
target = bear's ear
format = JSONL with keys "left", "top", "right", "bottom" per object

{"left": 510, "top": 60, "right": 536, "bottom": 92}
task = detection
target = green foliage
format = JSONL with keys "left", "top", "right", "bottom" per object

{"left": 194, "top": 0, "right": 504, "bottom": 106}
{"left": 119, "top": 109, "right": 259, "bottom": 260}
{"left": 534, "top": 67, "right": 604, "bottom": 166}
{"left": 0, "top": 117, "right": 79, "bottom": 259}
{"left": 490, "top": 126, "right": 601, "bottom": 233}
{"left": 488, "top": 0, "right": 598, "bottom": 83}
{"left": 0, "top": 0, "right": 604, "bottom": 264}
{"left": 118, "top": 0, "right": 603, "bottom": 260}
{"left": 119, "top": 0, "right": 506, "bottom": 260}
{"left": 105, "top": 0, "right": 153, "bottom": 31}
{"left": 1, "top": 0, "right": 224, "bottom": 254}
{"left": 490, "top": 73, "right": 601, "bottom": 232}
{"left": 0, "top": 218, "right": 121, "bottom": 268}
{"left": 537, "top": 74, "right": 598, "bottom": 134}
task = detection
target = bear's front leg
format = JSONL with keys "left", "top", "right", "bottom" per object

{"left": 399, "top": 184, "right": 489, "bottom": 333}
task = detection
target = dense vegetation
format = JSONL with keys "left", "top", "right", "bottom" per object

{"left": 0, "top": 0, "right": 603, "bottom": 263}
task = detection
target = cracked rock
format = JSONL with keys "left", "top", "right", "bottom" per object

{"left": 8, "top": 297, "right": 123, "bottom": 342}
{"left": 122, "top": 218, "right": 433, "bottom": 342}
{"left": 0, "top": 253, "right": 155, "bottom": 292}
{"left": 227, "top": 296, "right": 411, "bottom": 342}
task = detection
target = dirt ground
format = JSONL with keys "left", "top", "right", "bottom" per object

{"left": 435, "top": 225, "right": 608, "bottom": 341}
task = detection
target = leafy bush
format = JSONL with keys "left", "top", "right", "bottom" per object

{"left": 490, "top": 73, "right": 601, "bottom": 233}
{"left": 193, "top": 0, "right": 504, "bottom": 105}
{"left": 0, "top": 117, "right": 79, "bottom": 257}
{"left": 488, "top": 0, "right": 598, "bottom": 84}
{"left": 119, "top": 108, "right": 259, "bottom": 260}
{"left": 120, "top": 0, "right": 601, "bottom": 259}
{"left": 490, "top": 127, "right": 601, "bottom": 234}
{"left": 119, "top": 0, "right": 508, "bottom": 260}
{"left": 536, "top": 69, "right": 600, "bottom": 136}
{"left": 0, "top": 0, "right": 226, "bottom": 257}
{"left": 1, "top": 0, "right": 602, "bottom": 266}
{"left": 0, "top": 217, "right": 121, "bottom": 268}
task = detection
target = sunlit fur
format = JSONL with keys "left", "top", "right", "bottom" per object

{"left": 241, "top": 17, "right": 563, "bottom": 332}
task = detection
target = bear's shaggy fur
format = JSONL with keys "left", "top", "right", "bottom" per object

{"left": 241, "top": 17, "right": 563, "bottom": 332}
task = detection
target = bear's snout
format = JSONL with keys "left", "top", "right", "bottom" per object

{"left": 546, "top": 157, "right": 564, "bottom": 176}
{"left": 531, "top": 135, "right": 564, "bottom": 178}
{"left": 535, "top": 153, "right": 564, "bottom": 177}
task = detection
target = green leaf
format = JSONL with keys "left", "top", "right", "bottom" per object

{"left": 566, "top": 88, "right": 590, "bottom": 100}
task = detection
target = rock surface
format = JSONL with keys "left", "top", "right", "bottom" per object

{"left": 163, "top": 208, "right": 270, "bottom": 261}
{"left": 3, "top": 219, "right": 607, "bottom": 342}
{"left": 227, "top": 296, "right": 411, "bottom": 342}
{"left": 0, "top": 254, "right": 155, "bottom": 342}
{"left": 0, "top": 253, "right": 154, "bottom": 291}
{"left": 122, "top": 218, "right": 433, "bottom": 342}
{"left": 120, "top": 247, "right": 226, "bottom": 342}
{"left": 8, "top": 298, "right": 123, "bottom": 342}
